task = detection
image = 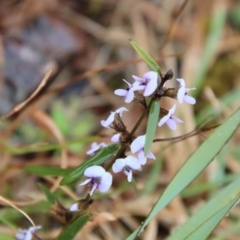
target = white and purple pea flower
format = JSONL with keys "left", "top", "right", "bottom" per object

{"left": 158, "top": 104, "right": 183, "bottom": 130}
{"left": 132, "top": 71, "right": 158, "bottom": 97}
{"left": 112, "top": 156, "right": 141, "bottom": 182}
{"left": 130, "top": 135, "right": 156, "bottom": 165}
{"left": 79, "top": 165, "right": 112, "bottom": 196}
{"left": 177, "top": 78, "right": 196, "bottom": 104}
{"left": 101, "top": 107, "right": 128, "bottom": 128}
{"left": 86, "top": 142, "right": 107, "bottom": 156}
{"left": 16, "top": 226, "right": 41, "bottom": 240}
{"left": 114, "top": 79, "right": 144, "bottom": 103}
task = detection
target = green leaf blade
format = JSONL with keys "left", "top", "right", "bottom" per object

{"left": 38, "top": 183, "right": 57, "bottom": 204}
{"left": 60, "top": 144, "right": 119, "bottom": 185}
{"left": 25, "top": 166, "right": 71, "bottom": 176}
{"left": 144, "top": 101, "right": 160, "bottom": 155}
{"left": 167, "top": 176, "right": 240, "bottom": 240}
{"left": 127, "top": 107, "right": 240, "bottom": 240}
{"left": 130, "top": 40, "right": 161, "bottom": 74}
{"left": 57, "top": 215, "right": 90, "bottom": 240}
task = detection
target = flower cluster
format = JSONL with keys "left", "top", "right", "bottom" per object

{"left": 76, "top": 71, "right": 196, "bottom": 199}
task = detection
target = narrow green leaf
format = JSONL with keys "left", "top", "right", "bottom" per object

{"left": 127, "top": 107, "right": 240, "bottom": 240}
{"left": 0, "top": 233, "right": 15, "bottom": 240}
{"left": 60, "top": 144, "right": 119, "bottom": 185}
{"left": 185, "top": 200, "right": 237, "bottom": 240}
{"left": 38, "top": 183, "right": 56, "bottom": 204}
{"left": 142, "top": 156, "right": 162, "bottom": 194}
{"left": 144, "top": 101, "right": 160, "bottom": 155}
{"left": 130, "top": 40, "right": 161, "bottom": 73}
{"left": 25, "top": 166, "right": 71, "bottom": 176}
{"left": 56, "top": 214, "right": 90, "bottom": 240}
{"left": 167, "top": 175, "right": 240, "bottom": 239}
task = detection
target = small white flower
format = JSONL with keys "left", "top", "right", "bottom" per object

{"left": 69, "top": 203, "right": 79, "bottom": 212}
{"left": 114, "top": 79, "right": 143, "bottom": 103}
{"left": 16, "top": 226, "right": 41, "bottom": 240}
{"left": 158, "top": 104, "right": 183, "bottom": 130}
{"left": 176, "top": 78, "right": 196, "bottom": 104}
{"left": 130, "top": 135, "right": 156, "bottom": 165}
{"left": 101, "top": 107, "right": 128, "bottom": 128}
{"left": 132, "top": 71, "right": 158, "bottom": 96}
{"left": 112, "top": 156, "right": 141, "bottom": 182}
{"left": 111, "top": 133, "right": 121, "bottom": 143}
{"left": 86, "top": 142, "right": 107, "bottom": 156}
{"left": 80, "top": 165, "right": 112, "bottom": 196}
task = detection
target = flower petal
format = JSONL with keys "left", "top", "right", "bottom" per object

{"left": 101, "top": 112, "right": 115, "bottom": 128}
{"left": 112, "top": 158, "right": 126, "bottom": 173}
{"left": 98, "top": 172, "right": 112, "bottom": 192}
{"left": 143, "top": 71, "right": 158, "bottom": 81}
{"left": 70, "top": 203, "right": 79, "bottom": 212}
{"left": 143, "top": 77, "right": 158, "bottom": 96}
{"left": 79, "top": 178, "right": 92, "bottom": 186}
{"left": 125, "top": 89, "right": 135, "bottom": 103}
{"left": 138, "top": 150, "right": 147, "bottom": 165}
{"left": 116, "top": 107, "right": 128, "bottom": 116}
{"left": 114, "top": 89, "right": 128, "bottom": 96}
{"left": 125, "top": 156, "right": 141, "bottom": 170}
{"left": 130, "top": 135, "right": 145, "bottom": 154}
{"left": 122, "top": 79, "right": 132, "bottom": 88}
{"left": 111, "top": 133, "right": 121, "bottom": 143}
{"left": 171, "top": 115, "right": 183, "bottom": 123}
{"left": 176, "top": 78, "right": 185, "bottom": 87}
{"left": 84, "top": 165, "right": 106, "bottom": 177}
{"left": 166, "top": 118, "right": 177, "bottom": 130}
{"left": 169, "top": 104, "right": 176, "bottom": 114}
{"left": 177, "top": 87, "right": 185, "bottom": 103}
{"left": 184, "top": 95, "right": 196, "bottom": 105}
{"left": 146, "top": 151, "right": 156, "bottom": 160}
{"left": 89, "top": 183, "right": 98, "bottom": 196}
{"left": 132, "top": 75, "right": 144, "bottom": 83}
{"left": 126, "top": 170, "right": 133, "bottom": 182}
{"left": 158, "top": 114, "right": 170, "bottom": 127}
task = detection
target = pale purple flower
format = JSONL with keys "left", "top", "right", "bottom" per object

{"left": 114, "top": 79, "right": 143, "bottom": 103}
{"left": 111, "top": 133, "right": 121, "bottom": 143}
{"left": 101, "top": 107, "right": 128, "bottom": 128}
{"left": 176, "top": 78, "right": 196, "bottom": 104}
{"left": 70, "top": 203, "right": 78, "bottom": 212}
{"left": 130, "top": 135, "right": 156, "bottom": 165}
{"left": 86, "top": 142, "right": 107, "bottom": 156}
{"left": 80, "top": 165, "right": 112, "bottom": 196}
{"left": 158, "top": 104, "right": 183, "bottom": 130}
{"left": 132, "top": 71, "right": 158, "bottom": 96}
{"left": 112, "top": 156, "right": 141, "bottom": 182}
{"left": 16, "top": 226, "right": 41, "bottom": 240}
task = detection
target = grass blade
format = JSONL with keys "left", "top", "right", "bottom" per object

{"left": 25, "top": 166, "right": 71, "bottom": 176}
{"left": 167, "top": 175, "right": 240, "bottom": 239}
{"left": 56, "top": 214, "right": 90, "bottom": 240}
{"left": 127, "top": 107, "right": 240, "bottom": 239}
{"left": 144, "top": 101, "right": 160, "bottom": 155}
{"left": 130, "top": 40, "right": 161, "bottom": 74}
